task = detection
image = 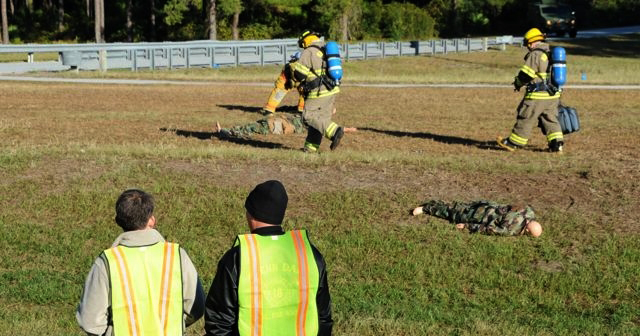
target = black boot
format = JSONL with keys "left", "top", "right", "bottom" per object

{"left": 548, "top": 139, "right": 564, "bottom": 153}
{"left": 330, "top": 127, "right": 344, "bottom": 151}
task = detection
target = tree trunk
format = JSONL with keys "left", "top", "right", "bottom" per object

{"left": 85, "top": 0, "right": 90, "bottom": 17}
{"left": 57, "top": 0, "right": 63, "bottom": 32}
{"left": 1, "top": 0, "right": 8, "bottom": 44}
{"left": 231, "top": 9, "right": 239, "bottom": 40}
{"left": 208, "top": 0, "right": 216, "bottom": 40}
{"left": 149, "top": 0, "right": 155, "bottom": 41}
{"left": 340, "top": 12, "right": 348, "bottom": 41}
{"left": 94, "top": 0, "right": 104, "bottom": 42}
{"left": 126, "top": 0, "right": 132, "bottom": 41}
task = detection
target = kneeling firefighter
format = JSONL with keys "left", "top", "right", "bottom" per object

{"left": 288, "top": 30, "right": 345, "bottom": 152}
{"left": 262, "top": 52, "right": 305, "bottom": 116}
{"left": 497, "top": 28, "right": 564, "bottom": 153}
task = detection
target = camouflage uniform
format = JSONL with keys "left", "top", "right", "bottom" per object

{"left": 419, "top": 200, "right": 536, "bottom": 236}
{"left": 219, "top": 114, "right": 306, "bottom": 138}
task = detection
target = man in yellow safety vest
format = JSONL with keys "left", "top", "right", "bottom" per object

{"left": 77, "top": 189, "right": 205, "bottom": 336}
{"left": 204, "top": 180, "right": 333, "bottom": 335}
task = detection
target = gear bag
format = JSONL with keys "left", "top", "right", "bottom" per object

{"left": 557, "top": 104, "right": 580, "bottom": 134}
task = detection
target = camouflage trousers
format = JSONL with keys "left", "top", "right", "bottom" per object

{"left": 420, "top": 200, "right": 535, "bottom": 236}
{"left": 220, "top": 114, "right": 306, "bottom": 138}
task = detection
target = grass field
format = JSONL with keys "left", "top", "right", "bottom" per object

{"left": 1, "top": 35, "right": 639, "bottom": 335}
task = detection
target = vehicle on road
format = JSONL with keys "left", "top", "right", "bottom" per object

{"left": 528, "top": 1, "right": 577, "bottom": 38}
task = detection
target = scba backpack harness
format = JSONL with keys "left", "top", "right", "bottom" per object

{"left": 527, "top": 46, "right": 567, "bottom": 96}
{"left": 300, "top": 41, "right": 343, "bottom": 96}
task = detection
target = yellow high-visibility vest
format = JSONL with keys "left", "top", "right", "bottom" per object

{"left": 104, "top": 242, "right": 183, "bottom": 336}
{"left": 236, "top": 230, "right": 320, "bottom": 336}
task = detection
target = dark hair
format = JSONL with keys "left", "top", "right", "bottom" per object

{"left": 115, "top": 189, "right": 154, "bottom": 231}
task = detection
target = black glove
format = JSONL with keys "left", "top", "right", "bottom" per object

{"left": 512, "top": 77, "right": 522, "bottom": 92}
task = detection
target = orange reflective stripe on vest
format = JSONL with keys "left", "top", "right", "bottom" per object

{"left": 292, "top": 230, "right": 311, "bottom": 336}
{"left": 158, "top": 242, "right": 177, "bottom": 334}
{"left": 109, "top": 246, "right": 142, "bottom": 336}
{"left": 244, "top": 234, "right": 263, "bottom": 336}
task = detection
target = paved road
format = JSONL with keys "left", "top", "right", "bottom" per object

{"left": 0, "top": 75, "right": 638, "bottom": 90}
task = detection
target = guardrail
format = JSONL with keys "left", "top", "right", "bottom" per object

{"left": 0, "top": 36, "right": 519, "bottom": 72}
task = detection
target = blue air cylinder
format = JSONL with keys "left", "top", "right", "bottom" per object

{"left": 325, "top": 41, "right": 343, "bottom": 85}
{"left": 551, "top": 47, "right": 567, "bottom": 88}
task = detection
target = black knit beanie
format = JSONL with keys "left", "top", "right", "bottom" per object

{"left": 244, "top": 180, "right": 288, "bottom": 225}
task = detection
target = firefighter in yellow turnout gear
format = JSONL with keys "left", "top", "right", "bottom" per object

{"left": 289, "top": 30, "right": 345, "bottom": 152}
{"left": 262, "top": 52, "right": 305, "bottom": 116}
{"left": 498, "top": 28, "right": 564, "bottom": 153}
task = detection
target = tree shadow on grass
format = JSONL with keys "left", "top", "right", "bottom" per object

{"left": 359, "top": 127, "right": 501, "bottom": 150}
{"left": 217, "top": 104, "right": 302, "bottom": 115}
{"left": 159, "top": 127, "right": 289, "bottom": 149}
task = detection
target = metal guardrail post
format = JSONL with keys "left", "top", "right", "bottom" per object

{"left": 398, "top": 41, "right": 402, "bottom": 56}
{"left": 483, "top": 38, "right": 488, "bottom": 52}
{"left": 235, "top": 46, "right": 239, "bottom": 67}
{"left": 132, "top": 49, "right": 137, "bottom": 71}
{"left": 260, "top": 46, "right": 264, "bottom": 66}
{"left": 99, "top": 50, "right": 107, "bottom": 72}
{"left": 151, "top": 49, "right": 155, "bottom": 70}
{"left": 281, "top": 45, "right": 286, "bottom": 64}
{"left": 381, "top": 42, "right": 385, "bottom": 58}
{"left": 363, "top": 42, "right": 368, "bottom": 60}
{"left": 169, "top": 48, "right": 173, "bottom": 70}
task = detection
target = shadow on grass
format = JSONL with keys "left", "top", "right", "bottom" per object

{"left": 217, "top": 104, "right": 302, "bottom": 114}
{"left": 359, "top": 127, "right": 502, "bottom": 150}
{"left": 159, "top": 127, "right": 289, "bottom": 149}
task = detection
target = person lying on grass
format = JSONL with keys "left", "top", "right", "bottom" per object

{"left": 412, "top": 200, "right": 542, "bottom": 237}
{"left": 215, "top": 109, "right": 357, "bottom": 139}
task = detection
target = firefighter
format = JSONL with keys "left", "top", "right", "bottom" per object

{"left": 289, "top": 30, "right": 345, "bottom": 152}
{"left": 497, "top": 28, "right": 564, "bottom": 153}
{"left": 262, "top": 52, "right": 305, "bottom": 116}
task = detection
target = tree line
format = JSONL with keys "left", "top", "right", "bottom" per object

{"left": 0, "top": 0, "right": 638, "bottom": 44}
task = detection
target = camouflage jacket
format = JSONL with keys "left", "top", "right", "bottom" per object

{"left": 220, "top": 114, "right": 306, "bottom": 138}
{"left": 420, "top": 200, "right": 536, "bottom": 236}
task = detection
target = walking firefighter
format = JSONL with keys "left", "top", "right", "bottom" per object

{"left": 497, "top": 28, "right": 565, "bottom": 153}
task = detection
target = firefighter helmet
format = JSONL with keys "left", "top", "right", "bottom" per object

{"left": 297, "top": 30, "right": 321, "bottom": 48}
{"left": 523, "top": 28, "right": 545, "bottom": 46}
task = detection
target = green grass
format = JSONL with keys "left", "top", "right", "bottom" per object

{"left": 0, "top": 36, "right": 639, "bottom": 335}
